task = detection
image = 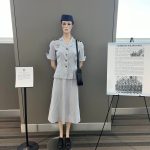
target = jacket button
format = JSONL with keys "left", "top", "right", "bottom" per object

{"left": 65, "top": 66, "right": 67, "bottom": 68}
{"left": 66, "top": 48, "right": 68, "bottom": 50}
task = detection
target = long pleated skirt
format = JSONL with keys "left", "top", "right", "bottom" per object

{"left": 48, "top": 78, "right": 80, "bottom": 124}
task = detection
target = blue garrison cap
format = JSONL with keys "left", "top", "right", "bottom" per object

{"left": 61, "top": 14, "right": 74, "bottom": 24}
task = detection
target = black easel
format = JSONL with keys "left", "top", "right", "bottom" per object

{"left": 130, "top": 37, "right": 134, "bottom": 43}
{"left": 112, "top": 38, "right": 150, "bottom": 123}
{"left": 95, "top": 95, "right": 116, "bottom": 150}
{"left": 95, "top": 38, "right": 150, "bottom": 150}
{"left": 111, "top": 95, "right": 150, "bottom": 124}
{"left": 17, "top": 88, "right": 39, "bottom": 150}
{"left": 95, "top": 94, "right": 150, "bottom": 150}
{"left": 111, "top": 95, "right": 119, "bottom": 123}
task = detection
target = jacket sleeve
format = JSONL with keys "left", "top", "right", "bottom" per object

{"left": 46, "top": 41, "right": 56, "bottom": 60}
{"left": 78, "top": 42, "right": 86, "bottom": 61}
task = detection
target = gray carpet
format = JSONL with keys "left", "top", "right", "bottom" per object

{"left": 1, "top": 115, "right": 150, "bottom": 150}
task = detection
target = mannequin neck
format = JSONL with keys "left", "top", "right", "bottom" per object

{"left": 63, "top": 33, "right": 72, "bottom": 43}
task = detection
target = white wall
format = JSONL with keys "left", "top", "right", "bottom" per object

{"left": 0, "top": 0, "right": 13, "bottom": 38}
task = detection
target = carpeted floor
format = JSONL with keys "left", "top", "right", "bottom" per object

{"left": 1, "top": 115, "right": 150, "bottom": 150}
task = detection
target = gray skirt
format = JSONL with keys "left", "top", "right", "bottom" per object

{"left": 48, "top": 78, "right": 80, "bottom": 124}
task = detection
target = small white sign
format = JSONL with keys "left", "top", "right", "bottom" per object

{"left": 15, "top": 67, "right": 34, "bottom": 87}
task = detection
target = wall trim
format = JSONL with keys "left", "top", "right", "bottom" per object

{"left": 0, "top": 109, "right": 20, "bottom": 117}
{"left": 21, "top": 122, "right": 111, "bottom": 133}
{"left": 112, "top": 107, "right": 150, "bottom": 115}
{"left": 0, "top": 38, "right": 14, "bottom": 43}
{"left": 21, "top": 107, "right": 150, "bottom": 133}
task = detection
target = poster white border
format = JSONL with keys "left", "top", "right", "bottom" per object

{"left": 107, "top": 42, "right": 150, "bottom": 97}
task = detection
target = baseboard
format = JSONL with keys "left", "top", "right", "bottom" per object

{"left": 21, "top": 122, "right": 111, "bottom": 133}
{"left": 112, "top": 107, "right": 150, "bottom": 115}
{"left": 0, "top": 109, "right": 20, "bottom": 117}
{"left": 21, "top": 107, "right": 150, "bottom": 132}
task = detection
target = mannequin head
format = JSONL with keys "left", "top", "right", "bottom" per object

{"left": 61, "top": 21, "right": 73, "bottom": 34}
{"left": 61, "top": 14, "right": 74, "bottom": 34}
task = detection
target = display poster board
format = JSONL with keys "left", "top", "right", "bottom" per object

{"left": 15, "top": 67, "right": 34, "bottom": 87}
{"left": 107, "top": 43, "right": 150, "bottom": 96}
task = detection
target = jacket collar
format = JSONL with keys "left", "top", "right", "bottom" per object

{"left": 59, "top": 36, "right": 75, "bottom": 48}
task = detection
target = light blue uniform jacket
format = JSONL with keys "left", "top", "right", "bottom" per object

{"left": 47, "top": 37, "right": 86, "bottom": 79}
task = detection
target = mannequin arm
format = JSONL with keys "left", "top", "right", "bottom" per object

{"left": 80, "top": 61, "right": 84, "bottom": 68}
{"left": 50, "top": 60, "right": 57, "bottom": 70}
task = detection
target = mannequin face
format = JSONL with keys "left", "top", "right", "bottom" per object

{"left": 61, "top": 21, "right": 73, "bottom": 34}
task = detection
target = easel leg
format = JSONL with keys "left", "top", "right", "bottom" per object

{"left": 143, "top": 96, "right": 150, "bottom": 121}
{"left": 24, "top": 88, "right": 29, "bottom": 146}
{"left": 112, "top": 95, "right": 119, "bottom": 123}
{"left": 95, "top": 95, "right": 115, "bottom": 150}
{"left": 17, "top": 88, "right": 39, "bottom": 150}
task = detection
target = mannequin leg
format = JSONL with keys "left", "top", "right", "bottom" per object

{"left": 65, "top": 122, "right": 72, "bottom": 149}
{"left": 57, "top": 122, "right": 64, "bottom": 149}
{"left": 58, "top": 122, "right": 64, "bottom": 137}
{"left": 66, "top": 122, "right": 71, "bottom": 137}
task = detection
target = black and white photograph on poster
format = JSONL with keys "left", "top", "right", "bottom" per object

{"left": 130, "top": 48, "right": 144, "bottom": 57}
{"left": 107, "top": 43, "right": 150, "bottom": 96}
{"left": 115, "top": 76, "right": 143, "bottom": 94}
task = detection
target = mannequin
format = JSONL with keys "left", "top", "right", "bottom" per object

{"left": 47, "top": 14, "right": 86, "bottom": 149}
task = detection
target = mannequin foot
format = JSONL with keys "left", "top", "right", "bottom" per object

{"left": 57, "top": 137, "right": 64, "bottom": 149}
{"left": 65, "top": 137, "right": 71, "bottom": 150}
